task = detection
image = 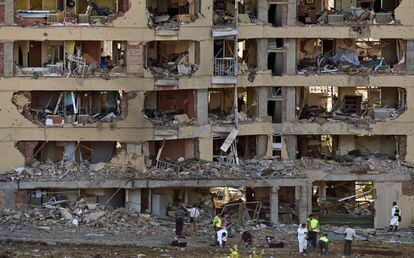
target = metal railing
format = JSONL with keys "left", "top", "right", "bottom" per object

{"left": 214, "top": 57, "right": 236, "bottom": 76}
{"left": 156, "top": 160, "right": 181, "bottom": 173}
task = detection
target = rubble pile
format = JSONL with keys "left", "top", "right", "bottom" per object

{"left": 148, "top": 13, "right": 199, "bottom": 30}
{"left": 148, "top": 51, "right": 199, "bottom": 79}
{"left": 0, "top": 200, "right": 170, "bottom": 236}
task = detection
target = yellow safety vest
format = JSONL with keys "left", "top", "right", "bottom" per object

{"left": 319, "top": 236, "right": 329, "bottom": 243}
{"left": 310, "top": 219, "right": 320, "bottom": 232}
{"left": 213, "top": 215, "right": 221, "bottom": 228}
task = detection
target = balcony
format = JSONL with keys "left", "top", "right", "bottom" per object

{"left": 214, "top": 57, "right": 236, "bottom": 76}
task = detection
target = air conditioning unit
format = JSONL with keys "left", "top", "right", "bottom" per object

{"left": 328, "top": 14, "right": 344, "bottom": 25}
{"left": 375, "top": 12, "right": 393, "bottom": 24}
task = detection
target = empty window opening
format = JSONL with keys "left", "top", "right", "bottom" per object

{"left": 297, "top": 38, "right": 406, "bottom": 75}
{"left": 214, "top": 38, "right": 237, "bottom": 76}
{"left": 148, "top": 0, "right": 200, "bottom": 29}
{"left": 14, "top": 40, "right": 127, "bottom": 77}
{"left": 267, "top": 100, "right": 282, "bottom": 123}
{"left": 297, "top": 0, "right": 400, "bottom": 25}
{"left": 146, "top": 40, "right": 199, "bottom": 79}
{"left": 298, "top": 87, "right": 407, "bottom": 122}
{"left": 268, "top": 52, "right": 284, "bottom": 76}
{"left": 142, "top": 90, "right": 195, "bottom": 127}
{"left": 12, "top": 91, "right": 125, "bottom": 126}
{"left": 15, "top": 0, "right": 130, "bottom": 26}
{"left": 213, "top": 135, "right": 257, "bottom": 161}
{"left": 208, "top": 87, "right": 257, "bottom": 124}
{"left": 312, "top": 181, "right": 374, "bottom": 227}
{"left": 213, "top": 0, "right": 237, "bottom": 27}
{"left": 268, "top": 4, "right": 285, "bottom": 27}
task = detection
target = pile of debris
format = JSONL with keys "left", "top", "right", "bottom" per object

{"left": 209, "top": 110, "right": 252, "bottom": 125}
{"left": 0, "top": 200, "right": 170, "bottom": 236}
{"left": 149, "top": 51, "right": 199, "bottom": 80}
{"left": 148, "top": 13, "right": 199, "bottom": 30}
{"left": 142, "top": 109, "right": 195, "bottom": 128}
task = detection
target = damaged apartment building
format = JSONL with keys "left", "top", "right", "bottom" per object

{"left": 0, "top": 0, "right": 413, "bottom": 230}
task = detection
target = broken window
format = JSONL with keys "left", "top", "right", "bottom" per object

{"left": 17, "top": 141, "right": 117, "bottom": 164}
{"left": 298, "top": 135, "right": 405, "bottom": 160}
{"left": 142, "top": 90, "right": 195, "bottom": 127}
{"left": 208, "top": 87, "right": 257, "bottom": 124}
{"left": 214, "top": 38, "right": 237, "bottom": 76}
{"left": 297, "top": 0, "right": 400, "bottom": 25}
{"left": 146, "top": 40, "right": 199, "bottom": 80}
{"left": 148, "top": 0, "right": 200, "bottom": 29}
{"left": 268, "top": 52, "right": 284, "bottom": 76}
{"left": 298, "top": 86, "right": 407, "bottom": 122}
{"left": 213, "top": 0, "right": 237, "bottom": 27}
{"left": 15, "top": 0, "right": 130, "bottom": 26}
{"left": 12, "top": 91, "right": 125, "bottom": 126}
{"left": 268, "top": 3, "right": 286, "bottom": 27}
{"left": 297, "top": 38, "right": 406, "bottom": 75}
{"left": 238, "top": 39, "right": 258, "bottom": 74}
{"left": 312, "top": 181, "right": 374, "bottom": 227}
{"left": 238, "top": 0, "right": 257, "bottom": 24}
{"left": 14, "top": 40, "right": 127, "bottom": 77}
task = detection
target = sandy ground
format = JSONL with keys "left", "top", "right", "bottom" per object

{"left": 0, "top": 227, "right": 413, "bottom": 258}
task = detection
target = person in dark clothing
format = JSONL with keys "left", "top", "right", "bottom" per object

{"left": 175, "top": 205, "right": 185, "bottom": 238}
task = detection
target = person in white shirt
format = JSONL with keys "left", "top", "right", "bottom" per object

{"left": 217, "top": 228, "right": 228, "bottom": 247}
{"left": 297, "top": 223, "right": 308, "bottom": 256}
{"left": 343, "top": 226, "right": 357, "bottom": 256}
{"left": 389, "top": 201, "right": 401, "bottom": 232}
{"left": 187, "top": 205, "right": 200, "bottom": 235}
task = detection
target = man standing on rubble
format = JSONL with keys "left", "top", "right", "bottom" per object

{"left": 175, "top": 205, "right": 185, "bottom": 238}
{"left": 187, "top": 204, "right": 200, "bottom": 235}
{"left": 389, "top": 201, "right": 401, "bottom": 232}
{"left": 309, "top": 214, "right": 320, "bottom": 248}
{"left": 297, "top": 223, "right": 308, "bottom": 256}
{"left": 343, "top": 225, "right": 357, "bottom": 256}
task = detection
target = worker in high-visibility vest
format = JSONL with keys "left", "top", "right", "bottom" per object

{"left": 309, "top": 215, "right": 320, "bottom": 248}
{"left": 213, "top": 212, "right": 222, "bottom": 244}
{"left": 319, "top": 233, "right": 329, "bottom": 256}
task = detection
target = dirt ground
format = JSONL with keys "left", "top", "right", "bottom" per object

{"left": 1, "top": 237, "right": 414, "bottom": 258}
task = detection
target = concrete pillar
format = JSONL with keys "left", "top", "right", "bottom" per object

{"left": 406, "top": 40, "right": 414, "bottom": 74}
{"left": 337, "top": 135, "right": 356, "bottom": 155}
{"left": 257, "top": 39, "right": 268, "bottom": 70}
{"left": 256, "top": 135, "right": 271, "bottom": 157}
{"left": 4, "top": 0, "right": 14, "bottom": 26}
{"left": 281, "top": 135, "right": 297, "bottom": 159}
{"left": 125, "top": 189, "right": 141, "bottom": 213}
{"left": 257, "top": 87, "right": 268, "bottom": 117}
{"left": 285, "top": 39, "right": 296, "bottom": 75}
{"left": 197, "top": 138, "right": 213, "bottom": 161}
{"left": 257, "top": 0, "right": 269, "bottom": 23}
{"left": 196, "top": 89, "right": 208, "bottom": 124}
{"left": 319, "top": 182, "right": 326, "bottom": 201}
{"left": 287, "top": 0, "right": 297, "bottom": 26}
{"left": 284, "top": 87, "right": 296, "bottom": 121}
{"left": 270, "top": 186, "right": 279, "bottom": 224}
{"left": 3, "top": 42, "right": 13, "bottom": 77}
{"left": 296, "top": 185, "right": 308, "bottom": 223}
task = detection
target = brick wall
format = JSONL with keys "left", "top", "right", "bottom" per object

{"left": 126, "top": 43, "right": 145, "bottom": 77}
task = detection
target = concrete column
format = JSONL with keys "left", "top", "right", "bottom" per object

{"left": 319, "top": 182, "right": 326, "bottom": 201}
{"left": 257, "top": 39, "right": 268, "bottom": 70}
{"left": 125, "top": 189, "right": 141, "bottom": 213}
{"left": 197, "top": 138, "right": 213, "bottom": 161}
{"left": 257, "top": 87, "right": 268, "bottom": 117}
{"left": 3, "top": 42, "right": 13, "bottom": 77}
{"left": 256, "top": 135, "right": 271, "bottom": 157}
{"left": 284, "top": 87, "right": 296, "bottom": 121}
{"left": 296, "top": 185, "right": 308, "bottom": 223}
{"left": 406, "top": 40, "right": 414, "bottom": 74}
{"left": 270, "top": 186, "right": 279, "bottom": 224}
{"left": 196, "top": 89, "right": 208, "bottom": 124}
{"left": 281, "top": 135, "right": 297, "bottom": 159}
{"left": 287, "top": 0, "right": 297, "bottom": 26}
{"left": 4, "top": 0, "right": 14, "bottom": 26}
{"left": 285, "top": 39, "right": 296, "bottom": 75}
{"left": 257, "top": 0, "right": 269, "bottom": 23}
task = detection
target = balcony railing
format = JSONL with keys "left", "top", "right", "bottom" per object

{"left": 214, "top": 57, "right": 236, "bottom": 76}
